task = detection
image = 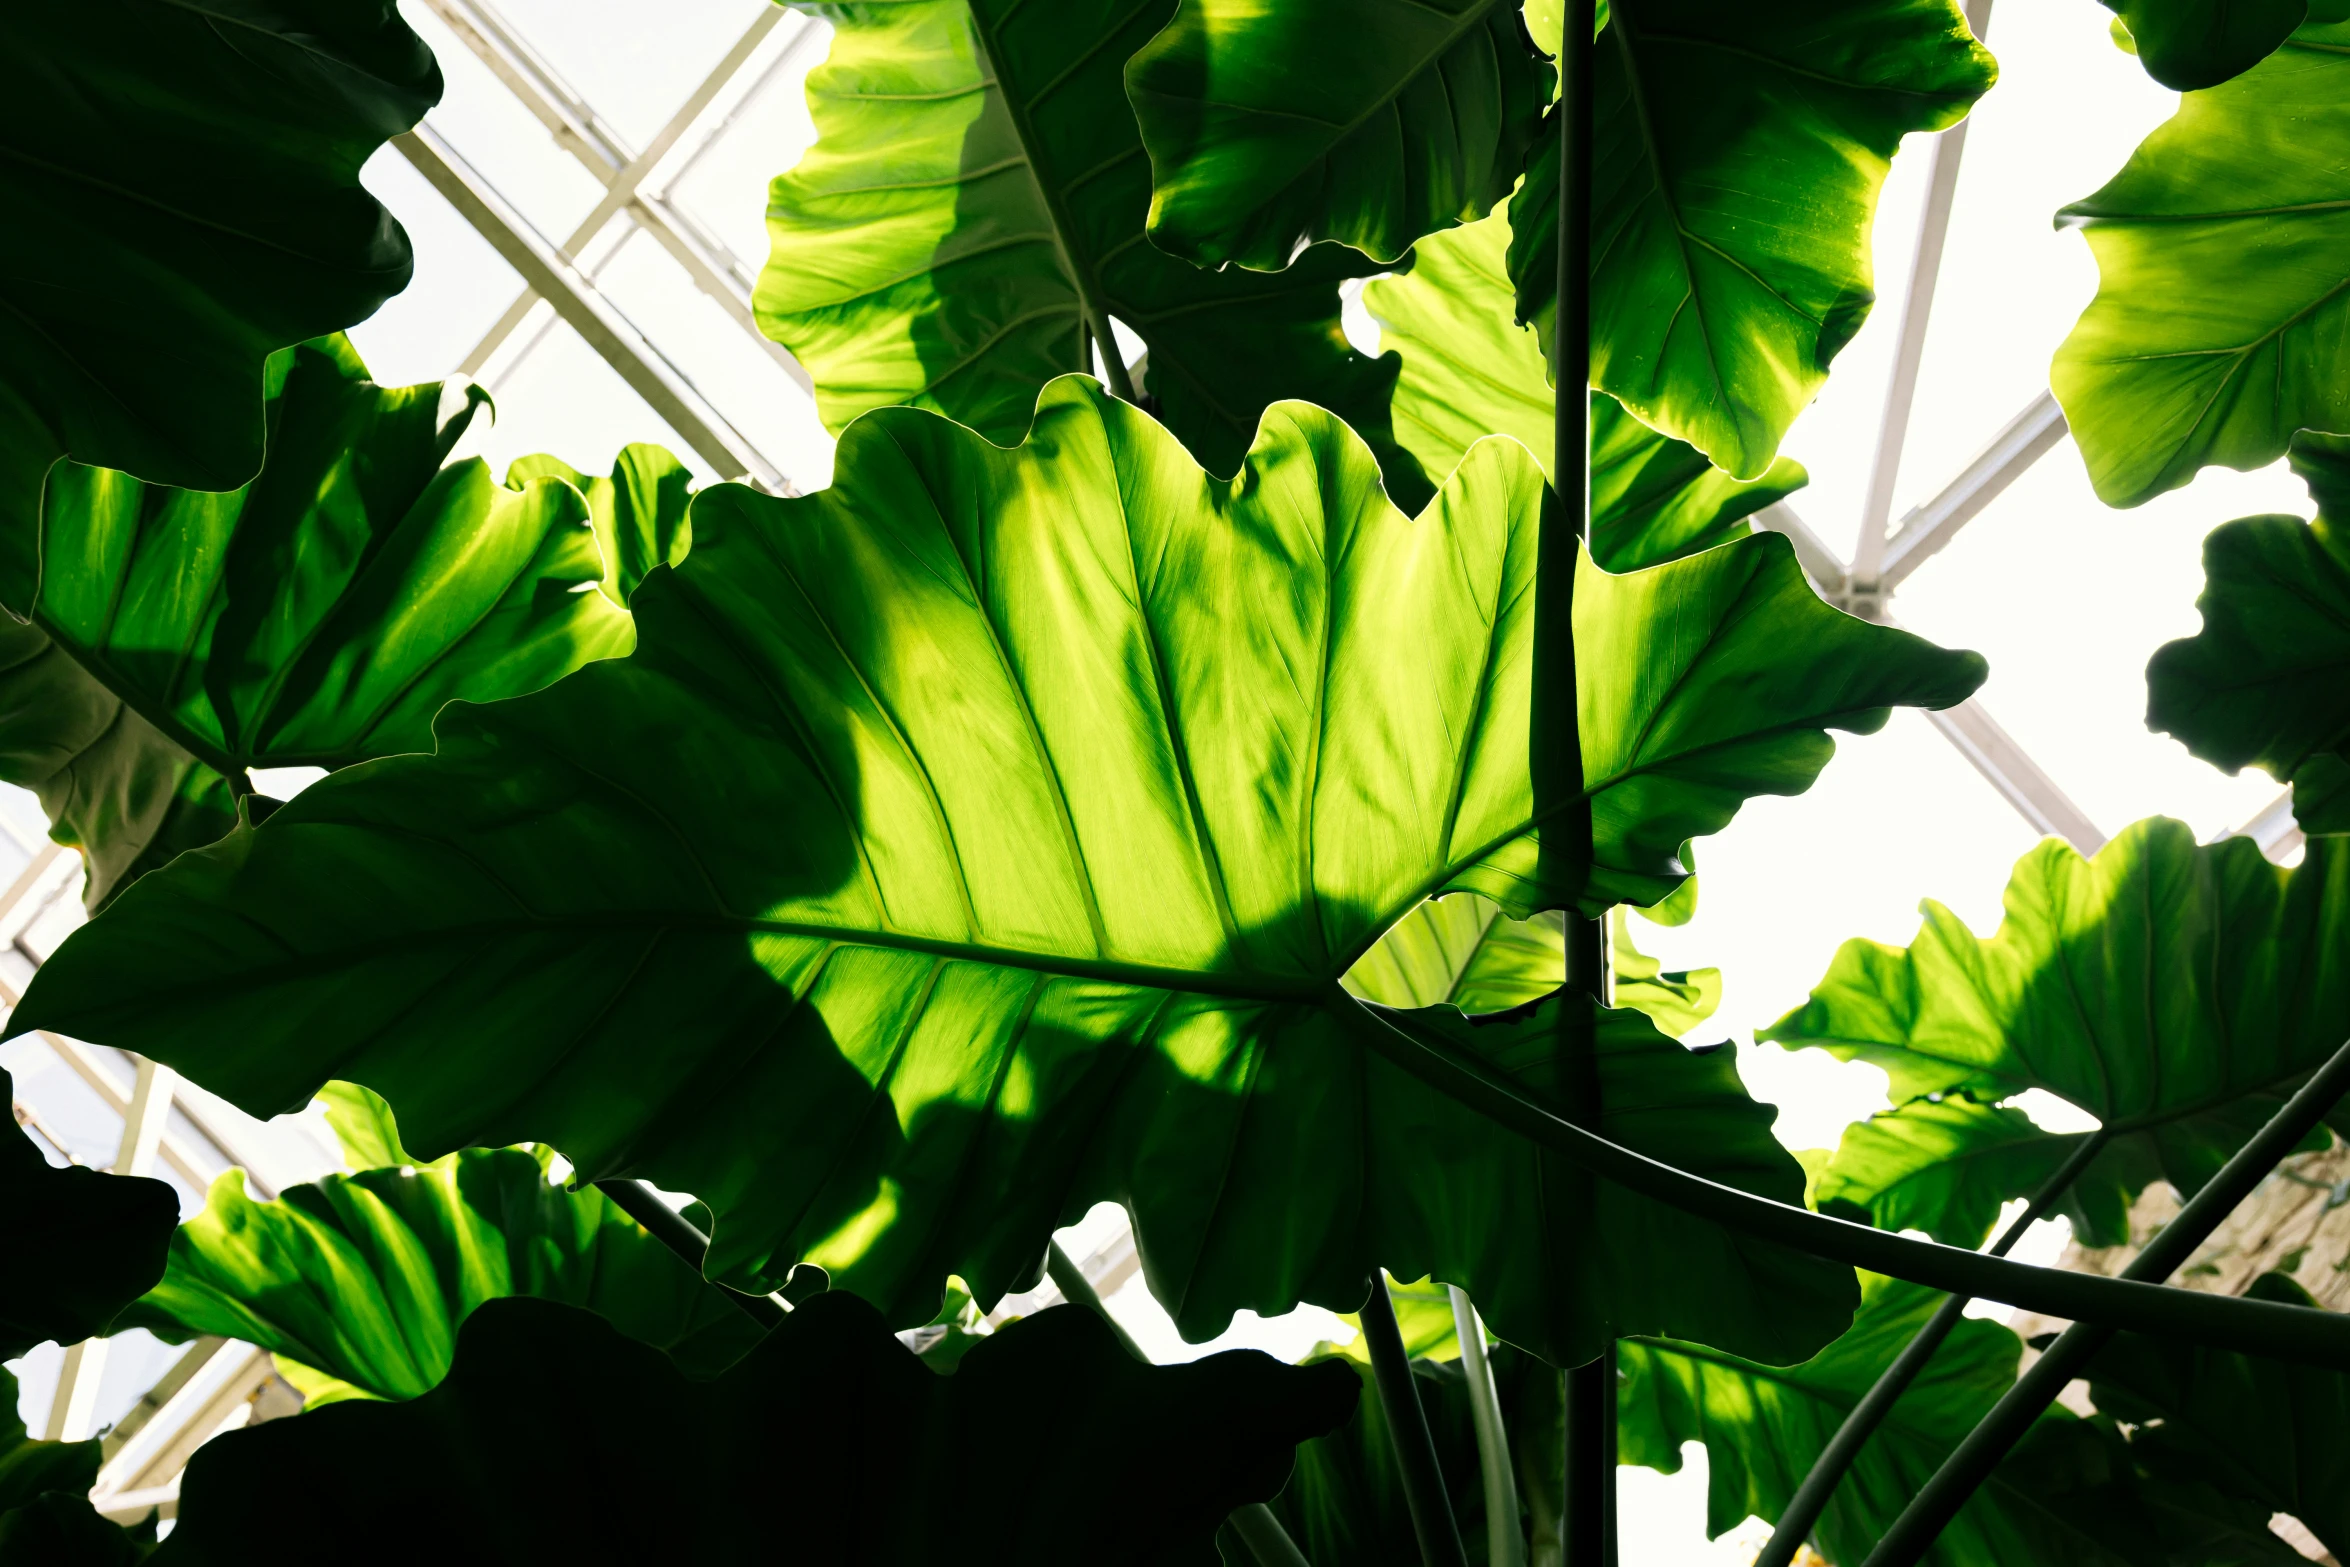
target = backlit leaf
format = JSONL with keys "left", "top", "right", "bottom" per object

{"left": 1762, "top": 819, "right": 2350, "bottom": 1248}
{"left": 1364, "top": 206, "right": 1807, "bottom": 567}
{"left": 756, "top": 0, "right": 1415, "bottom": 487}
{"left": 2053, "top": 21, "right": 2350, "bottom": 506}
{"left": 1508, "top": 0, "right": 1994, "bottom": 477}
{"left": 1124, "top": 0, "right": 1553, "bottom": 270}
{"left": 114, "top": 1150, "right": 766, "bottom": 1401}
{"left": 16, "top": 381, "right": 1983, "bottom": 1365}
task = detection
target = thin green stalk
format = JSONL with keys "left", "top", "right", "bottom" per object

{"left": 1860, "top": 1034, "right": 2350, "bottom": 1567}
{"left": 1047, "top": 1242, "right": 1311, "bottom": 1567}
{"left": 1343, "top": 994, "right": 2350, "bottom": 1367}
{"left": 1549, "top": 1, "right": 1611, "bottom": 1560}
{"left": 593, "top": 1178, "right": 785, "bottom": 1328}
{"left": 1563, "top": 1346, "right": 1615, "bottom": 1567}
{"left": 1449, "top": 1287, "right": 1526, "bottom": 1567}
{"left": 1753, "top": 1125, "right": 2114, "bottom": 1567}
{"left": 1362, "top": 1271, "right": 1472, "bottom": 1567}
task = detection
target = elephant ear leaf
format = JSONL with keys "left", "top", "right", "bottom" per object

{"left": 1762, "top": 819, "right": 2350, "bottom": 1249}
{"left": 15, "top": 379, "right": 1981, "bottom": 1366}
{"left": 2104, "top": 0, "right": 2308, "bottom": 92}
{"left": 1508, "top": 0, "right": 1995, "bottom": 478}
{"left": 159, "top": 1294, "right": 1358, "bottom": 1563}
{"left": 2079, "top": 1271, "right": 2350, "bottom": 1562}
{"left": 113, "top": 1149, "right": 766, "bottom": 1400}
{"left": 2147, "top": 430, "right": 2350, "bottom": 837}
{"left": 0, "top": 615, "right": 240, "bottom": 911}
{"left": 0, "top": 0, "right": 436, "bottom": 568}
{"left": 756, "top": 0, "right": 1415, "bottom": 490}
{"left": 2, "top": 336, "right": 674, "bottom": 903}
{"left": 1123, "top": 0, "right": 1555, "bottom": 271}
{"left": 2053, "top": 20, "right": 2350, "bottom": 506}
{"left": 1363, "top": 207, "right": 1806, "bottom": 564}
{"left": 1, "top": 1065, "right": 179, "bottom": 1362}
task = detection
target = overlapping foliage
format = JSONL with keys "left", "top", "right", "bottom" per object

{"left": 11, "top": 0, "right": 2341, "bottom": 1561}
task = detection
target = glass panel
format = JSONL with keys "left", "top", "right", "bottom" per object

{"left": 495, "top": 0, "right": 774, "bottom": 152}
{"left": 665, "top": 18, "right": 831, "bottom": 273}
{"left": 406, "top": 4, "right": 610, "bottom": 242}
{"left": 350, "top": 149, "right": 531, "bottom": 387}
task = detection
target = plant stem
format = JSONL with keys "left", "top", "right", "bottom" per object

{"left": 1450, "top": 1287, "right": 1527, "bottom": 1567}
{"left": 1361, "top": 1271, "right": 1471, "bottom": 1567}
{"left": 1049, "top": 1242, "right": 1310, "bottom": 1567}
{"left": 593, "top": 1178, "right": 786, "bottom": 1328}
{"left": 1753, "top": 1125, "right": 2113, "bottom": 1567}
{"left": 1859, "top": 1034, "right": 2350, "bottom": 1567}
{"left": 1343, "top": 996, "right": 2350, "bottom": 1366}
{"left": 1562, "top": 1346, "right": 1615, "bottom": 1567}
{"left": 1549, "top": 3, "right": 1613, "bottom": 1560}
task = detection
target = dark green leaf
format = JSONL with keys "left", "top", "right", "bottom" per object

{"left": 755, "top": 0, "right": 1417, "bottom": 488}
{"left": 2082, "top": 1272, "right": 2350, "bottom": 1559}
{"left": 1761, "top": 819, "right": 2350, "bottom": 1247}
{"left": 154, "top": 1294, "right": 1357, "bottom": 1564}
{"left": 1268, "top": 1352, "right": 1499, "bottom": 1566}
{"left": 1621, "top": 1277, "right": 2132, "bottom": 1567}
{"left": 2102, "top": 0, "right": 2308, "bottom": 88}
{"left": 23, "top": 336, "right": 638, "bottom": 779}
{"left": 0, "top": 0, "right": 435, "bottom": 571}
{"left": 1, "top": 1065, "right": 178, "bottom": 1361}
{"left": 1363, "top": 207, "right": 1807, "bottom": 567}
{"left": 1509, "top": 0, "right": 1995, "bottom": 477}
{"left": 1997, "top": 1415, "right": 2307, "bottom": 1567}
{"left": 0, "top": 1367, "right": 98, "bottom": 1516}
{"left": 12, "top": 381, "right": 1980, "bottom": 1363}
{"left": 0, "top": 617, "right": 238, "bottom": 911}
{"left": 0, "top": 1492, "right": 148, "bottom": 1567}
{"left": 317, "top": 1082, "right": 417, "bottom": 1173}
{"left": 2053, "top": 21, "right": 2350, "bottom": 506}
{"left": 1124, "top": 0, "right": 1553, "bottom": 271}
{"left": 2147, "top": 431, "right": 2350, "bottom": 838}
{"left": 113, "top": 1147, "right": 765, "bottom": 1400}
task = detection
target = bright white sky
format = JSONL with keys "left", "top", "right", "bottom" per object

{"left": 11, "top": 0, "right": 2315, "bottom": 1555}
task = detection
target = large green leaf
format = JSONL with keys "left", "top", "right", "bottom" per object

{"left": 2, "top": 1065, "right": 178, "bottom": 1362}
{"left": 755, "top": 0, "right": 1415, "bottom": 491}
{"left": 0, "top": 1364, "right": 137, "bottom": 1566}
{"left": 153, "top": 1294, "right": 1356, "bottom": 1564}
{"left": 1620, "top": 1277, "right": 2134, "bottom": 1567}
{"left": 504, "top": 444, "right": 694, "bottom": 607}
{"left": 0, "top": 617, "right": 238, "bottom": 910}
{"left": 23, "top": 336, "right": 636, "bottom": 779}
{"left": 1509, "top": 0, "right": 1995, "bottom": 478}
{"left": 114, "top": 1148, "right": 765, "bottom": 1403}
{"left": 1345, "top": 896, "right": 1720, "bottom": 1036}
{"left": 1808, "top": 1094, "right": 2118, "bottom": 1250}
{"left": 1363, "top": 207, "right": 1807, "bottom": 568}
{"left": 2084, "top": 1272, "right": 2350, "bottom": 1560}
{"left": 2104, "top": 0, "right": 2310, "bottom": 89}
{"left": 1996, "top": 1416, "right": 2307, "bottom": 1567}
{"left": 2053, "top": 20, "right": 2350, "bottom": 507}
{"left": 0, "top": 0, "right": 435, "bottom": 564}
{"left": 2147, "top": 431, "right": 2350, "bottom": 838}
{"left": 13, "top": 380, "right": 1985, "bottom": 1363}
{"left": 1761, "top": 819, "right": 2350, "bottom": 1248}
{"left": 1124, "top": 0, "right": 1554, "bottom": 271}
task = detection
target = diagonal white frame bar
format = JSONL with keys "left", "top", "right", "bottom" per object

{"left": 1849, "top": 0, "right": 1996, "bottom": 603}
{"left": 1879, "top": 390, "right": 2068, "bottom": 591}
{"left": 419, "top": 0, "right": 817, "bottom": 392}
{"left": 395, "top": 125, "right": 789, "bottom": 491}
